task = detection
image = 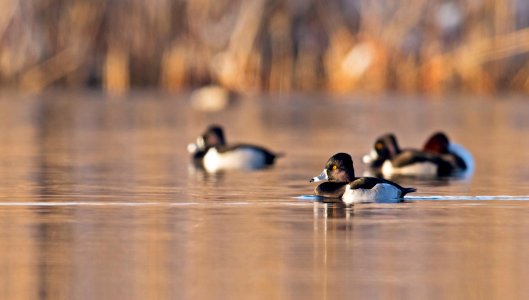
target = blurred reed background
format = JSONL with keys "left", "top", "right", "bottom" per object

{"left": 1, "top": 0, "right": 529, "bottom": 94}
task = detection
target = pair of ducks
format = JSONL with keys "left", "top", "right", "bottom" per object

{"left": 188, "top": 125, "right": 473, "bottom": 205}
{"left": 362, "top": 132, "right": 474, "bottom": 178}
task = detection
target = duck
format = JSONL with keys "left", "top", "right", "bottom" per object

{"left": 362, "top": 132, "right": 474, "bottom": 177}
{"left": 310, "top": 153, "right": 416, "bottom": 205}
{"left": 187, "top": 124, "right": 281, "bottom": 172}
{"left": 422, "top": 132, "right": 474, "bottom": 175}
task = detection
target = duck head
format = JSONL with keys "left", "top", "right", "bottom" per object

{"left": 423, "top": 132, "right": 450, "bottom": 154}
{"left": 362, "top": 133, "right": 401, "bottom": 167}
{"left": 188, "top": 124, "right": 227, "bottom": 153}
{"left": 310, "top": 153, "right": 355, "bottom": 182}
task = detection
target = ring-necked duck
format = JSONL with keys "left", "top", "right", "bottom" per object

{"left": 310, "top": 153, "right": 416, "bottom": 204}
{"left": 362, "top": 132, "right": 474, "bottom": 177}
{"left": 422, "top": 132, "right": 474, "bottom": 174}
{"left": 187, "top": 125, "right": 281, "bottom": 172}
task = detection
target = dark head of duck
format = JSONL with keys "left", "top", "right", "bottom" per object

{"left": 423, "top": 132, "right": 450, "bottom": 154}
{"left": 196, "top": 124, "right": 226, "bottom": 150}
{"left": 324, "top": 152, "right": 355, "bottom": 182}
{"left": 369, "top": 133, "right": 401, "bottom": 167}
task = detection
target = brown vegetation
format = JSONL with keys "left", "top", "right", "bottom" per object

{"left": 1, "top": 0, "right": 529, "bottom": 94}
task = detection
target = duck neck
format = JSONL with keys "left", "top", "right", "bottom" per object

{"left": 336, "top": 168, "right": 354, "bottom": 182}
{"left": 346, "top": 169, "right": 355, "bottom": 181}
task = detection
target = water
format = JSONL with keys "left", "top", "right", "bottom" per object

{"left": 2, "top": 92, "right": 529, "bottom": 299}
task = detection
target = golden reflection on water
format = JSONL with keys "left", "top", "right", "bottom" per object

{"left": 2, "top": 93, "right": 529, "bottom": 299}
{"left": 312, "top": 202, "right": 529, "bottom": 299}
{"left": 2, "top": 202, "right": 529, "bottom": 299}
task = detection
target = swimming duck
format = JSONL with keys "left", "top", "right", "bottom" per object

{"left": 362, "top": 132, "right": 473, "bottom": 177}
{"left": 187, "top": 125, "right": 281, "bottom": 172}
{"left": 310, "top": 153, "right": 416, "bottom": 204}
{"left": 422, "top": 132, "right": 474, "bottom": 174}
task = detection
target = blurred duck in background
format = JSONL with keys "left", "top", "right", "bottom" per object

{"left": 362, "top": 132, "right": 474, "bottom": 178}
{"left": 187, "top": 125, "right": 282, "bottom": 172}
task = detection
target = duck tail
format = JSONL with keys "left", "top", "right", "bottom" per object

{"left": 402, "top": 187, "right": 417, "bottom": 197}
{"left": 265, "top": 151, "right": 285, "bottom": 165}
{"left": 269, "top": 151, "right": 285, "bottom": 162}
{"left": 274, "top": 152, "right": 285, "bottom": 158}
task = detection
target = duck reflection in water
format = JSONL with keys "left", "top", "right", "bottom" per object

{"left": 314, "top": 201, "right": 353, "bottom": 219}
{"left": 187, "top": 124, "right": 282, "bottom": 172}
{"left": 312, "top": 202, "right": 355, "bottom": 234}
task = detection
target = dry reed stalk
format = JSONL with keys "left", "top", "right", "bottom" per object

{"left": 19, "top": 47, "right": 84, "bottom": 93}
{"left": 104, "top": 46, "right": 130, "bottom": 95}
{"left": 267, "top": 10, "right": 294, "bottom": 92}
{"left": 2, "top": 0, "right": 529, "bottom": 93}
{"left": 214, "top": 0, "right": 266, "bottom": 91}
{"left": 160, "top": 44, "right": 188, "bottom": 91}
{"left": 0, "top": 0, "right": 18, "bottom": 40}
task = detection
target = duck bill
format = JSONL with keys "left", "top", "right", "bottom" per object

{"left": 187, "top": 142, "right": 198, "bottom": 153}
{"left": 310, "top": 169, "right": 328, "bottom": 182}
{"left": 188, "top": 136, "right": 206, "bottom": 154}
{"left": 362, "top": 149, "right": 378, "bottom": 164}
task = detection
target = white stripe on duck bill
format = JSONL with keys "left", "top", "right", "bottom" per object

{"left": 202, "top": 147, "right": 268, "bottom": 172}
{"left": 342, "top": 183, "right": 404, "bottom": 204}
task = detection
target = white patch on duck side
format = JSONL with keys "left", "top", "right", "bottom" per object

{"left": 381, "top": 160, "right": 437, "bottom": 176}
{"left": 203, "top": 147, "right": 267, "bottom": 172}
{"left": 448, "top": 143, "right": 475, "bottom": 175}
{"left": 342, "top": 183, "right": 403, "bottom": 205}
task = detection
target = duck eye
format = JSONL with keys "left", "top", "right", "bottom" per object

{"left": 376, "top": 142, "right": 383, "bottom": 150}
{"left": 332, "top": 165, "right": 337, "bottom": 170}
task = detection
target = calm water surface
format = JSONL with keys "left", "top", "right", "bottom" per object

{"left": 1, "top": 92, "right": 529, "bottom": 299}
